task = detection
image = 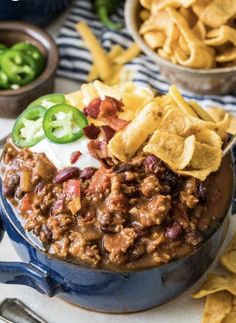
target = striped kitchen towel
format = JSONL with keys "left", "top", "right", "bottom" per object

{"left": 56, "top": 0, "right": 236, "bottom": 112}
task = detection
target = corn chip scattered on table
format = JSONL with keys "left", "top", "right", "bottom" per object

{"left": 193, "top": 233, "right": 236, "bottom": 322}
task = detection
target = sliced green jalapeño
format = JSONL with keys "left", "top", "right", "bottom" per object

{"left": 27, "top": 93, "right": 66, "bottom": 110}
{"left": 1, "top": 50, "right": 37, "bottom": 86}
{"left": 0, "top": 69, "right": 11, "bottom": 89}
{"left": 12, "top": 106, "right": 47, "bottom": 147}
{"left": 43, "top": 104, "right": 88, "bottom": 144}
{"left": 12, "top": 42, "right": 46, "bottom": 75}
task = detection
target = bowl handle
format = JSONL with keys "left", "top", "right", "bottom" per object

{"left": 0, "top": 260, "right": 59, "bottom": 296}
{"left": 0, "top": 220, "right": 60, "bottom": 296}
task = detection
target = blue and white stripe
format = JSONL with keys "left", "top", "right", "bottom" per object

{"left": 56, "top": 0, "right": 236, "bottom": 112}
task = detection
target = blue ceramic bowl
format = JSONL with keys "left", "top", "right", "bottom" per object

{"left": 0, "top": 0, "right": 71, "bottom": 26}
{"left": 0, "top": 155, "right": 235, "bottom": 313}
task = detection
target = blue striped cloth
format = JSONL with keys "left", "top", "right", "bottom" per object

{"left": 56, "top": 0, "right": 236, "bottom": 112}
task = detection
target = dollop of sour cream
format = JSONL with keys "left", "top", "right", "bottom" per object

{"left": 29, "top": 82, "right": 155, "bottom": 171}
{"left": 30, "top": 136, "right": 100, "bottom": 170}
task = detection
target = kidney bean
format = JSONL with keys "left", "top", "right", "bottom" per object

{"left": 164, "top": 170, "right": 177, "bottom": 186}
{"left": 54, "top": 167, "right": 80, "bottom": 184}
{"left": 164, "top": 169, "right": 182, "bottom": 195}
{"left": 198, "top": 182, "right": 207, "bottom": 203}
{"left": 80, "top": 167, "right": 97, "bottom": 180}
{"left": 51, "top": 199, "right": 65, "bottom": 216}
{"left": 3, "top": 174, "right": 20, "bottom": 197}
{"left": 165, "top": 222, "right": 182, "bottom": 240}
{"left": 116, "top": 163, "right": 133, "bottom": 173}
{"left": 144, "top": 155, "right": 165, "bottom": 176}
{"left": 35, "top": 182, "right": 45, "bottom": 193}
{"left": 70, "top": 151, "right": 82, "bottom": 164}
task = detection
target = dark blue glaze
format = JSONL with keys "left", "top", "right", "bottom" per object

{"left": 0, "top": 0, "right": 71, "bottom": 26}
{"left": 0, "top": 152, "right": 235, "bottom": 313}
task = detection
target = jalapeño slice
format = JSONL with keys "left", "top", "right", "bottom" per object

{"left": 1, "top": 50, "right": 37, "bottom": 86}
{"left": 12, "top": 106, "right": 47, "bottom": 147}
{"left": 0, "top": 70, "right": 11, "bottom": 89}
{"left": 0, "top": 44, "right": 8, "bottom": 56}
{"left": 27, "top": 93, "right": 66, "bottom": 110}
{"left": 12, "top": 42, "right": 46, "bottom": 75}
{"left": 43, "top": 104, "right": 88, "bottom": 144}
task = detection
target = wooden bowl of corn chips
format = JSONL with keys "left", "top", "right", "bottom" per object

{"left": 125, "top": 0, "right": 236, "bottom": 94}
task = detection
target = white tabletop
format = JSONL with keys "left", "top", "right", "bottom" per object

{"left": 0, "top": 11, "right": 235, "bottom": 323}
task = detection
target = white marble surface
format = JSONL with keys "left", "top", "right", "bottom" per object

{"left": 0, "top": 10, "right": 235, "bottom": 323}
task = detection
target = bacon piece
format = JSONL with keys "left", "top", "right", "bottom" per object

{"left": 103, "top": 116, "right": 129, "bottom": 132}
{"left": 100, "top": 125, "right": 115, "bottom": 142}
{"left": 106, "top": 96, "right": 124, "bottom": 112}
{"left": 87, "top": 140, "right": 108, "bottom": 160}
{"left": 99, "top": 96, "right": 123, "bottom": 118}
{"left": 83, "top": 124, "right": 101, "bottom": 139}
{"left": 70, "top": 151, "right": 82, "bottom": 164}
{"left": 86, "top": 166, "right": 113, "bottom": 195}
{"left": 84, "top": 98, "right": 101, "bottom": 119}
{"left": 84, "top": 97, "right": 127, "bottom": 132}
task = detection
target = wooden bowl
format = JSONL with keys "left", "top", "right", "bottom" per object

{"left": 0, "top": 21, "right": 59, "bottom": 118}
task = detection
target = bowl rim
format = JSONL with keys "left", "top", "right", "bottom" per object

{"left": 0, "top": 21, "right": 59, "bottom": 96}
{"left": 0, "top": 153, "right": 234, "bottom": 275}
{"left": 124, "top": 0, "right": 236, "bottom": 77}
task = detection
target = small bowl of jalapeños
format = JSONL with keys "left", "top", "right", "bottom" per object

{"left": 0, "top": 21, "right": 58, "bottom": 118}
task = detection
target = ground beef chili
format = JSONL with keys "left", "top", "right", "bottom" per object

{"left": 1, "top": 142, "right": 233, "bottom": 271}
